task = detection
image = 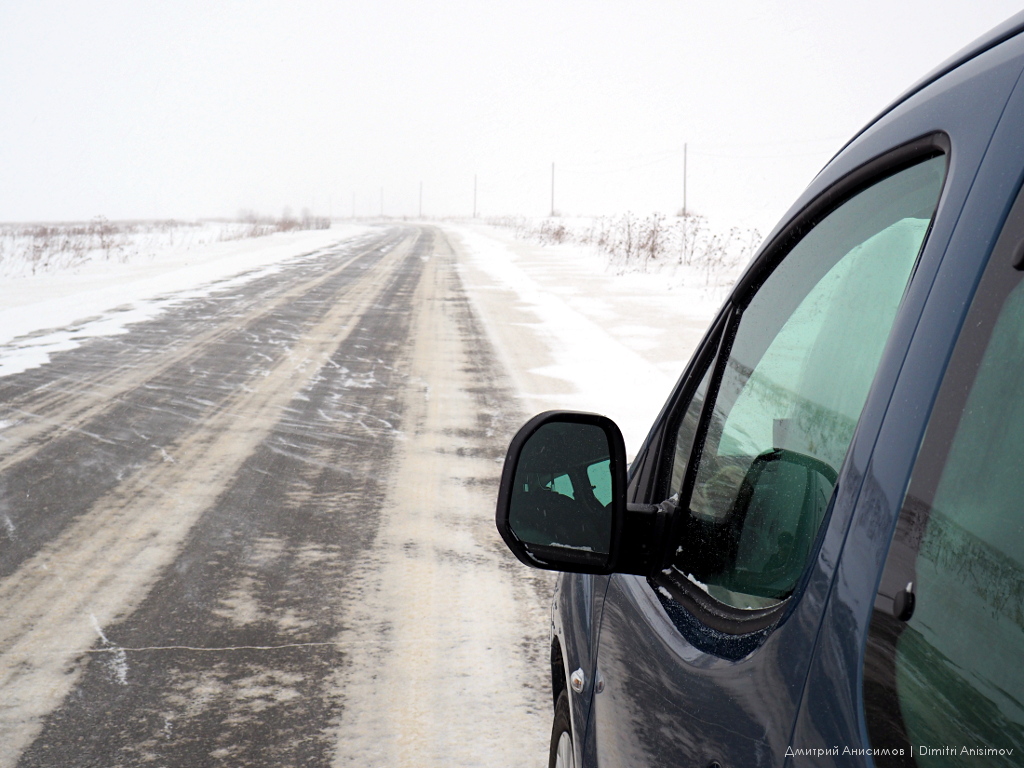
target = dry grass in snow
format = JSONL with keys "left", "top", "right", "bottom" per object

{"left": 487, "top": 213, "right": 762, "bottom": 291}
{"left": 0, "top": 214, "right": 332, "bottom": 278}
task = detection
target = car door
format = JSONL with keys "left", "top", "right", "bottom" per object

{"left": 861, "top": 152, "right": 1024, "bottom": 768}
{"left": 786, "top": 31, "right": 1024, "bottom": 766}
{"left": 585, "top": 33, "right": 1024, "bottom": 768}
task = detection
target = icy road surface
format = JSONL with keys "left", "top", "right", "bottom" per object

{"left": 0, "top": 223, "right": 720, "bottom": 766}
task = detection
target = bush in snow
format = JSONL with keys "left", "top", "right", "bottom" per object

{"left": 487, "top": 213, "right": 762, "bottom": 290}
{"left": 0, "top": 214, "right": 333, "bottom": 278}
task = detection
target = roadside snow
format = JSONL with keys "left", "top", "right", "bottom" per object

{"left": 0, "top": 225, "right": 370, "bottom": 378}
{"left": 445, "top": 222, "right": 733, "bottom": 455}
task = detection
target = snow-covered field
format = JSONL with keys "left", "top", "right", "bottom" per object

{"left": 485, "top": 213, "right": 758, "bottom": 290}
{"left": 0, "top": 219, "right": 322, "bottom": 279}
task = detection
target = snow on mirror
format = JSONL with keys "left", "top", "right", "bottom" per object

{"left": 507, "top": 422, "right": 614, "bottom": 555}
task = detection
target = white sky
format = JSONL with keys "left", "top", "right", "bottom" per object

{"left": 1, "top": 1, "right": 1022, "bottom": 233}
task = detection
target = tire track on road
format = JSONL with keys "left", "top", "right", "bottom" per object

{"left": 329, "top": 230, "right": 556, "bottom": 766}
{"left": 0, "top": 242, "right": 351, "bottom": 447}
{"left": 5, "top": 229, "right": 429, "bottom": 768}
{"left": 0, "top": 232, "right": 399, "bottom": 468}
{"left": 0, "top": 230, "right": 404, "bottom": 579}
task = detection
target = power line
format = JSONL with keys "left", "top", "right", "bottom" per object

{"left": 556, "top": 138, "right": 843, "bottom": 174}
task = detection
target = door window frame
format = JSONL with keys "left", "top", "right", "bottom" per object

{"left": 641, "top": 133, "right": 952, "bottom": 636}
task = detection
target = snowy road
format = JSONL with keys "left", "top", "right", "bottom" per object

{"left": 0, "top": 226, "right": 556, "bottom": 766}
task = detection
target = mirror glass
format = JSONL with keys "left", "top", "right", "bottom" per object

{"left": 700, "top": 448, "right": 837, "bottom": 602}
{"left": 507, "top": 422, "right": 613, "bottom": 555}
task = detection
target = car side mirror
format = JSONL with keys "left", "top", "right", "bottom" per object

{"left": 495, "top": 411, "right": 627, "bottom": 574}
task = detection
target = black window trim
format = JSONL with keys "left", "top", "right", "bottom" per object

{"left": 634, "top": 307, "right": 731, "bottom": 505}
{"left": 648, "top": 132, "right": 952, "bottom": 638}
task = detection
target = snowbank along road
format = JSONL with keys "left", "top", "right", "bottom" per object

{"left": 0, "top": 226, "right": 555, "bottom": 766}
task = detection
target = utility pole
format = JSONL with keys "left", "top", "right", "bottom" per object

{"left": 551, "top": 162, "right": 555, "bottom": 217}
{"left": 683, "top": 143, "right": 688, "bottom": 217}
{"left": 419, "top": 181, "right": 423, "bottom": 218}
{"left": 473, "top": 175, "right": 477, "bottom": 218}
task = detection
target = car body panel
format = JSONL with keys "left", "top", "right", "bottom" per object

{"left": 787, "top": 33, "right": 1024, "bottom": 766}
{"left": 543, "top": 26, "right": 1024, "bottom": 768}
{"left": 552, "top": 570, "right": 609, "bottom": 763}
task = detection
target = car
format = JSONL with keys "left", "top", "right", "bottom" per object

{"left": 495, "top": 12, "right": 1024, "bottom": 768}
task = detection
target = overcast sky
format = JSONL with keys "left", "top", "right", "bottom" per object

{"left": 1, "top": 1, "right": 1022, "bottom": 232}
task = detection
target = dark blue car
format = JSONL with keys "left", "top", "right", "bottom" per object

{"left": 496, "top": 12, "right": 1024, "bottom": 768}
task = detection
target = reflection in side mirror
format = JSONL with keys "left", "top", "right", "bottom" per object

{"left": 696, "top": 447, "right": 838, "bottom": 600}
{"left": 496, "top": 411, "right": 627, "bottom": 573}
{"left": 509, "top": 422, "right": 613, "bottom": 553}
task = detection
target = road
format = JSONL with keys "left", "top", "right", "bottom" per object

{"left": 0, "top": 226, "right": 555, "bottom": 767}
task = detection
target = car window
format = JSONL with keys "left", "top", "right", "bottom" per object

{"left": 547, "top": 472, "right": 576, "bottom": 498}
{"left": 587, "top": 459, "right": 612, "bottom": 506}
{"left": 864, "top": 211, "right": 1024, "bottom": 765}
{"left": 660, "top": 155, "right": 946, "bottom": 611}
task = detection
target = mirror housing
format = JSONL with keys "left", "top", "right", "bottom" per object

{"left": 496, "top": 411, "right": 638, "bottom": 574}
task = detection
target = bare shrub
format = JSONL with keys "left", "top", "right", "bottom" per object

{"left": 488, "top": 213, "right": 762, "bottom": 291}
{"left": 222, "top": 211, "right": 331, "bottom": 242}
{"left": 538, "top": 220, "right": 570, "bottom": 244}
{"left": 0, "top": 212, "right": 333, "bottom": 278}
